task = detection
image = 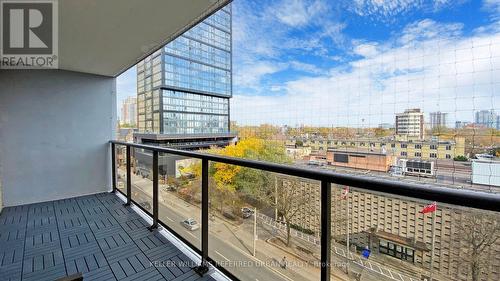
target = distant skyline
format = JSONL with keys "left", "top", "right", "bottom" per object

{"left": 118, "top": 0, "right": 500, "bottom": 126}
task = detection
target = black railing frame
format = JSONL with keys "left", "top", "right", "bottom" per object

{"left": 148, "top": 151, "right": 159, "bottom": 231}
{"left": 111, "top": 142, "right": 116, "bottom": 193}
{"left": 194, "top": 158, "right": 210, "bottom": 275}
{"left": 124, "top": 145, "right": 131, "bottom": 206}
{"left": 110, "top": 140, "right": 500, "bottom": 281}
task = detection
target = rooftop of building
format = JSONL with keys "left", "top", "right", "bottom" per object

{"left": 296, "top": 137, "right": 459, "bottom": 145}
{"left": 134, "top": 133, "right": 237, "bottom": 141}
{"left": 325, "top": 149, "right": 390, "bottom": 156}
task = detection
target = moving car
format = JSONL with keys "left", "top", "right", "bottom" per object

{"left": 181, "top": 218, "right": 199, "bottom": 231}
{"left": 241, "top": 207, "right": 254, "bottom": 218}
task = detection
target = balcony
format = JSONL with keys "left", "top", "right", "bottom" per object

{"left": 1, "top": 1, "right": 499, "bottom": 281}
{"left": 106, "top": 141, "right": 500, "bottom": 281}
{"left": 0, "top": 142, "right": 499, "bottom": 281}
{"left": 0, "top": 192, "right": 222, "bottom": 281}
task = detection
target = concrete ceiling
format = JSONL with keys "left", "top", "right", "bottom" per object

{"left": 58, "top": 0, "right": 230, "bottom": 77}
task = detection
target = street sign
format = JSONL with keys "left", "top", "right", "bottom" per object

{"left": 362, "top": 248, "right": 371, "bottom": 259}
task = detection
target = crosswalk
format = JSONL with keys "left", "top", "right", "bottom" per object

{"left": 256, "top": 213, "right": 420, "bottom": 281}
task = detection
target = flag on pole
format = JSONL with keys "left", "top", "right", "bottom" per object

{"left": 341, "top": 186, "right": 349, "bottom": 199}
{"left": 419, "top": 202, "right": 437, "bottom": 214}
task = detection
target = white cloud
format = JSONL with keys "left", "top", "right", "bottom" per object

{"left": 234, "top": 61, "right": 287, "bottom": 88}
{"left": 349, "top": 0, "right": 456, "bottom": 20}
{"left": 272, "top": 0, "right": 327, "bottom": 27}
{"left": 351, "top": 0, "right": 416, "bottom": 17}
{"left": 232, "top": 20, "right": 500, "bottom": 127}
{"left": 398, "top": 19, "right": 463, "bottom": 45}
{"left": 483, "top": 0, "right": 500, "bottom": 19}
{"left": 353, "top": 42, "right": 379, "bottom": 57}
{"left": 319, "top": 21, "right": 347, "bottom": 45}
{"left": 234, "top": 60, "right": 324, "bottom": 92}
{"left": 289, "top": 61, "right": 324, "bottom": 74}
{"left": 232, "top": 0, "right": 345, "bottom": 95}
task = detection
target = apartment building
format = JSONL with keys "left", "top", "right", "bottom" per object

{"left": 455, "top": 121, "right": 471, "bottom": 129}
{"left": 278, "top": 176, "right": 500, "bottom": 281}
{"left": 396, "top": 109, "right": 425, "bottom": 140}
{"left": 306, "top": 150, "right": 394, "bottom": 172}
{"left": 297, "top": 137, "right": 466, "bottom": 161}
{"left": 136, "top": 4, "right": 233, "bottom": 143}
{"left": 475, "top": 110, "right": 498, "bottom": 129}
{"left": 134, "top": 5, "right": 235, "bottom": 176}
{"left": 429, "top": 111, "right": 448, "bottom": 129}
{"left": 120, "top": 96, "right": 137, "bottom": 126}
{"left": 285, "top": 145, "right": 312, "bottom": 160}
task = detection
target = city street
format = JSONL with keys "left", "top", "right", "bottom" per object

{"left": 118, "top": 169, "right": 308, "bottom": 281}
{"left": 117, "top": 167, "right": 420, "bottom": 281}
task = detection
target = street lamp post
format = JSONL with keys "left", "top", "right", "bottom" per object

{"left": 274, "top": 177, "right": 278, "bottom": 220}
{"left": 253, "top": 208, "right": 257, "bottom": 257}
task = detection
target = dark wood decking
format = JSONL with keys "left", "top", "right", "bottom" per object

{"left": 0, "top": 193, "right": 216, "bottom": 281}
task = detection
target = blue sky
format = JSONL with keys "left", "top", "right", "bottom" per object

{"left": 118, "top": 0, "right": 500, "bottom": 127}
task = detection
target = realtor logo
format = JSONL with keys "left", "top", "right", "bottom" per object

{"left": 1, "top": 0, "right": 58, "bottom": 68}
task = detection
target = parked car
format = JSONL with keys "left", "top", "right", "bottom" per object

{"left": 165, "top": 184, "right": 177, "bottom": 191}
{"left": 181, "top": 218, "right": 199, "bottom": 231}
{"left": 241, "top": 207, "right": 254, "bottom": 218}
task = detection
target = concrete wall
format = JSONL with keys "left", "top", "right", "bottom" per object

{"left": 0, "top": 70, "right": 116, "bottom": 206}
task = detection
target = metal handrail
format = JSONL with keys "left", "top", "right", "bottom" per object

{"left": 109, "top": 140, "right": 500, "bottom": 281}
{"left": 110, "top": 140, "right": 500, "bottom": 212}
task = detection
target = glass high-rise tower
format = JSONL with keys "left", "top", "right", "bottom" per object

{"left": 136, "top": 5, "right": 231, "bottom": 136}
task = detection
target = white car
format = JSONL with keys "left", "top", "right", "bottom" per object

{"left": 181, "top": 218, "right": 199, "bottom": 231}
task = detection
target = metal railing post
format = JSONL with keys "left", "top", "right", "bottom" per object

{"left": 111, "top": 143, "right": 116, "bottom": 193}
{"left": 321, "top": 180, "right": 331, "bottom": 281}
{"left": 195, "top": 158, "right": 209, "bottom": 276}
{"left": 148, "top": 150, "right": 159, "bottom": 231}
{"left": 124, "top": 145, "right": 131, "bottom": 206}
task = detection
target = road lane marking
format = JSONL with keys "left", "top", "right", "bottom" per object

{"left": 186, "top": 231, "right": 199, "bottom": 240}
{"left": 220, "top": 239, "right": 293, "bottom": 281}
{"left": 164, "top": 216, "right": 174, "bottom": 222}
{"left": 215, "top": 250, "right": 230, "bottom": 262}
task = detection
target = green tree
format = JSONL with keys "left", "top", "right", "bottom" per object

{"left": 453, "top": 155, "right": 468, "bottom": 161}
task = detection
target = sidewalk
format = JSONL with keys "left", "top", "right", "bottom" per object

{"left": 118, "top": 169, "right": 422, "bottom": 281}
{"left": 257, "top": 213, "right": 421, "bottom": 281}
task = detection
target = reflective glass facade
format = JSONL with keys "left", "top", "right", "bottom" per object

{"left": 163, "top": 90, "right": 229, "bottom": 134}
{"left": 137, "top": 5, "right": 231, "bottom": 134}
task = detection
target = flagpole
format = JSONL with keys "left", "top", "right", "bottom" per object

{"left": 430, "top": 209, "right": 436, "bottom": 281}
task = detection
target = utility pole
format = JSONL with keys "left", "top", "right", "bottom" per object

{"left": 253, "top": 208, "right": 257, "bottom": 257}
{"left": 274, "top": 176, "right": 278, "bottom": 220}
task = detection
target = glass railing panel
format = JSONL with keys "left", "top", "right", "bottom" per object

{"left": 116, "top": 144, "right": 127, "bottom": 194}
{"left": 131, "top": 148, "right": 153, "bottom": 213}
{"left": 207, "top": 163, "right": 321, "bottom": 281}
{"left": 157, "top": 153, "right": 202, "bottom": 251}
{"left": 329, "top": 183, "right": 500, "bottom": 281}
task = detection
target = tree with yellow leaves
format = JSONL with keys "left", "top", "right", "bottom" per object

{"left": 211, "top": 138, "right": 264, "bottom": 189}
{"left": 180, "top": 138, "right": 292, "bottom": 221}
